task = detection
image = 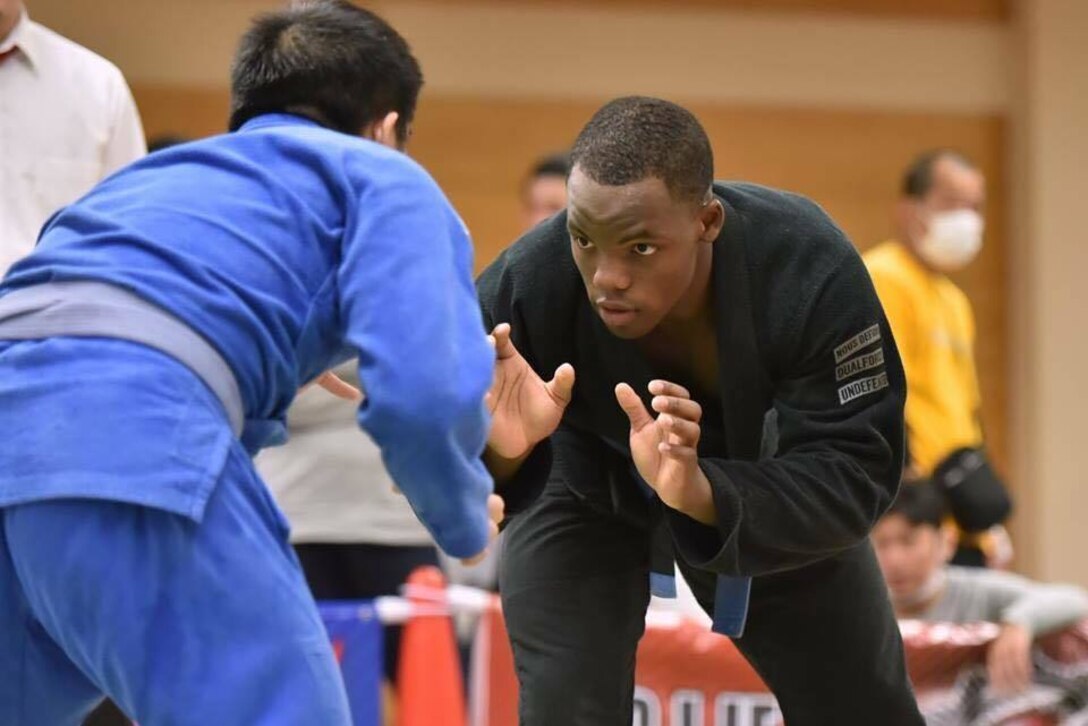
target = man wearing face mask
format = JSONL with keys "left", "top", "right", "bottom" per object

{"left": 864, "top": 149, "right": 1013, "bottom": 568}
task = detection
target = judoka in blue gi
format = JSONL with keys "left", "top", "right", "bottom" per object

{"left": 0, "top": 3, "right": 499, "bottom": 723}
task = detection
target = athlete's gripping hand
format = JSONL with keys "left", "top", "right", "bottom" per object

{"left": 484, "top": 323, "right": 575, "bottom": 464}
{"left": 615, "top": 380, "right": 717, "bottom": 525}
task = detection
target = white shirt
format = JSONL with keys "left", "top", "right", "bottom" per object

{"left": 0, "top": 12, "right": 146, "bottom": 275}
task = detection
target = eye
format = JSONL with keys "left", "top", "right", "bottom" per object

{"left": 572, "top": 234, "right": 593, "bottom": 250}
{"left": 632, "top": 242, "right": 657, "bottom": 257}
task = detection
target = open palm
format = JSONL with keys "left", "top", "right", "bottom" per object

{"left": 615, "top": 380, "right": 708, "bottom": 518}
{"left": 485, "top": 323, "right": 575, "bottom": 459}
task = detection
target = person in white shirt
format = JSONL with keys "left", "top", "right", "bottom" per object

{"left": 0, "top": 1, "right": 146, "bottom": 275}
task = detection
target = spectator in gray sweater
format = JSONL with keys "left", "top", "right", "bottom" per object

{"left": 873, "top": 481, "right": 1088, "bottom": 694}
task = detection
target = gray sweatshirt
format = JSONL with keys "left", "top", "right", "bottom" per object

{"left": 921, "top": 566, "right": 1088, "bottom": 636}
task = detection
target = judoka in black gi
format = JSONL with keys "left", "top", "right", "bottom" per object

{"left": 478, "top": 96, "right": 925, "bottom": 726}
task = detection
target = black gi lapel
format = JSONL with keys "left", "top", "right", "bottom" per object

{"left": 572, "top": 297, "right": 654, "bottom": 454}
{"left": 713, "top": 195, "right": 772, "bottom": 461}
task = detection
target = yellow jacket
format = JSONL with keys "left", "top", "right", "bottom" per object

{"left": 863, "top": 240, "right": 983, "bottom": 475}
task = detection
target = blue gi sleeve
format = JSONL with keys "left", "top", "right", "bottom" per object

{"left": 338, "top": 156, "right": 495, "bottom": 559}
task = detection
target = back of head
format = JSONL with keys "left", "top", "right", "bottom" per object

{"left": 229, "top": 0, "right": 422, "bottom": 141}
{"left": 570, "top": 96, "right": 713, "bottom": 204}
{"left": 886, "top": 479, "right": 947, "bottom": 529}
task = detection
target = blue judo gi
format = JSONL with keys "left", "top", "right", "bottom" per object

{"left": 0, "top": 113, "right": 494, "bottom": 724}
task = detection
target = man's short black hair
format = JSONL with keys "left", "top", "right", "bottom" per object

{"left": 229, "top": 0, "right": 422, "bottom": 140}
{"left": 902, "top": 149, "right": 978, "bottom": 199}
{"left": 886, "top": 479, "right": 947, "bottom": 529}
{"left": 570, "top": 96, "right": 713, "bottom": 204}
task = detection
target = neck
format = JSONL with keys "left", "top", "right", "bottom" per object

{"left": 896, "top": 234, "right": 942, "bottom": 278}
{"left": 0, "top": 8, "right": 22, "bottom": 44}
{"left": 891, "top": 568, "right": 947, "bottom": 618}
{"left": 658, "top": 244, "right": 714, "bottom": 338}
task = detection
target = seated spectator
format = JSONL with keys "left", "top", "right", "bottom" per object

{"left": 872, "top": 481, "right": 1088, "bottom": 694}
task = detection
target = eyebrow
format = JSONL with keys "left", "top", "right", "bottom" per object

{"left": 566, "top": 218, "right": 648, "bottom": 245}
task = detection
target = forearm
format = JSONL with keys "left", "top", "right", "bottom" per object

{"left": 1004, "top": 585, "right": 1088, "bottom": 636}
{"left": 666, "top": 452, "right": 892, "bottom": 577}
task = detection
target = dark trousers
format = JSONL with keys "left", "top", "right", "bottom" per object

{"left": 500, "top": 480, "right": 924, "bottom": 725}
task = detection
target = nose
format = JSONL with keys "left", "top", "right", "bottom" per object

{"left": 592, "top": 256, "right": 631, "bottom": 293}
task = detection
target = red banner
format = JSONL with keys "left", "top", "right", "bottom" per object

{"left": 471, "top": 601, "right": 1088, "bottom": 726}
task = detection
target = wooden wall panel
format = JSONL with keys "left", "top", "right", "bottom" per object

{"left": 132, "top": 85, "right": 1009, "bottom": 481}
{"left": 416, "top": 0, "right": 1010, "bottom": 22}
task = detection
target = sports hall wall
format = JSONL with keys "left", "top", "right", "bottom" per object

{"left": 28, "top": 0, "right": 1088, "bottom": 587}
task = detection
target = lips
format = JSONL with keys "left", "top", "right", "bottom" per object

{"left": 596, "top": 299, "right": 638, "bottom": 326}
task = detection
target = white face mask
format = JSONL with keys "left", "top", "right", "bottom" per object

{"left": 917, "top": 209, "right": 984, "bottom": 271}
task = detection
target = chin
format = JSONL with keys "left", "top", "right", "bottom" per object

{"left": 601, "top": 316, "right": 656, "bottom": 339}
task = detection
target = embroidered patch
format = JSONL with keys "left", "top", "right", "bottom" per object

{"left": 838, "top": 372, "right": 889, "bottom": 405}
{"left": 833, "top": 324, "right": 882, "bottom": 363}
{"left": 835, "top": 348, "right": 885, "bottom": 382}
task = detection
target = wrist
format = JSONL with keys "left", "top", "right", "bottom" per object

{"left": 678, "top": 467, "right": 717, "bottom": 526}
{"left": 484, "top": 444, "right": 531, "bottom": 485}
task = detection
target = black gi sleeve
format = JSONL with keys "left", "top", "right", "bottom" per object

{"left": 477, "top": 250, "right": 555, "bottom": 518}
{"left": 667, "top": 250, "right": 906, "bottom": 576}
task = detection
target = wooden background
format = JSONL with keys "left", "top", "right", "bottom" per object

{"left": 133, "top": 86, "right": 1009, "bottom": 477}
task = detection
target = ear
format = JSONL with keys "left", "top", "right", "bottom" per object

{"left": 698, "top": 198, "right": 725, "bottom": 243}
{"left": 364, "top": 111, "right": 401, "bottom": 150}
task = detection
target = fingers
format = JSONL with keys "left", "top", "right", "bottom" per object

{"left": 487, "top": 493, "right": 505, "bottom": 525}
{"left": 649, "top": 380, "right": 691, "bottom": 399}
{"left": 462, "top": 495, "right": 505, "bottom": 567}
{"left": 615, "top": 382, "right": 654, "bottom": 433}
{"left": 657, "top": 413, "right": 701, "bottom": 447}
{"left": 316, "top": 371, "right": 363, "bottom": 402}
{"left": 651, "top": 394, "right": 702, "bottom": 422}
{"left": 648, "top": 380, "right": 702, "bottom": 422}
{"left": 657, "top": 440, "right": 699, "bottom": 463}
{"left": 490, "top": 323, "right": 517, "bottom": 360}
{"left": 545, "top": 363, "right": 576, "bottom": 405}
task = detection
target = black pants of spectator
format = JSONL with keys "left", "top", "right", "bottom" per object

{"left": 294, "top": 542, "right": 439, "bottom": 683}
{"left": 500, "top": 479, "right": 925, "bottom": 726}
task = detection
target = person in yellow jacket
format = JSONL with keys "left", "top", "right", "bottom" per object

{"left": 865, "top": 149, "right": 1012, "bottom": 568}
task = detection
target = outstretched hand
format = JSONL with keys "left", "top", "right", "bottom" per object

{"left": 485, "top": 323, "right": 575, "bottom": 461}
{"left": 615, "top": 380, "right": 716, "bottom": 525}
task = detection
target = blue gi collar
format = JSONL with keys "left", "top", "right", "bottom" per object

{"left": 237, "top": 113, "right": 327, "bottom": 133}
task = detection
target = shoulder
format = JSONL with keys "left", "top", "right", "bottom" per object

{"left": 864, "top": 242, "right": 923, "bottom": 302}
{"left": 717, "top": 181, "right": 856, "bottom": 293}
{"left": 478, "top": 213, "right": 580, "bottom": 310}
{"left": 947, "top": 565, "right": 1030, "bottom": 593}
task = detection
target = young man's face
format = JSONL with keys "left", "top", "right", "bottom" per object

{"left": 566, "top": 166, "right": 717, "bottom": 339}
{"left": 871, "top": 514, "right": 947, "bottom": 601}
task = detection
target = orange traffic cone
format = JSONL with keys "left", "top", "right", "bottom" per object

{"left": 397, "top": 566, "right": 467, "bottom": 726}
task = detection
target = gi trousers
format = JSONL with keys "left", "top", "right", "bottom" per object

{"left": 500, "top": 478, "right": 924, "bottom": 726}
